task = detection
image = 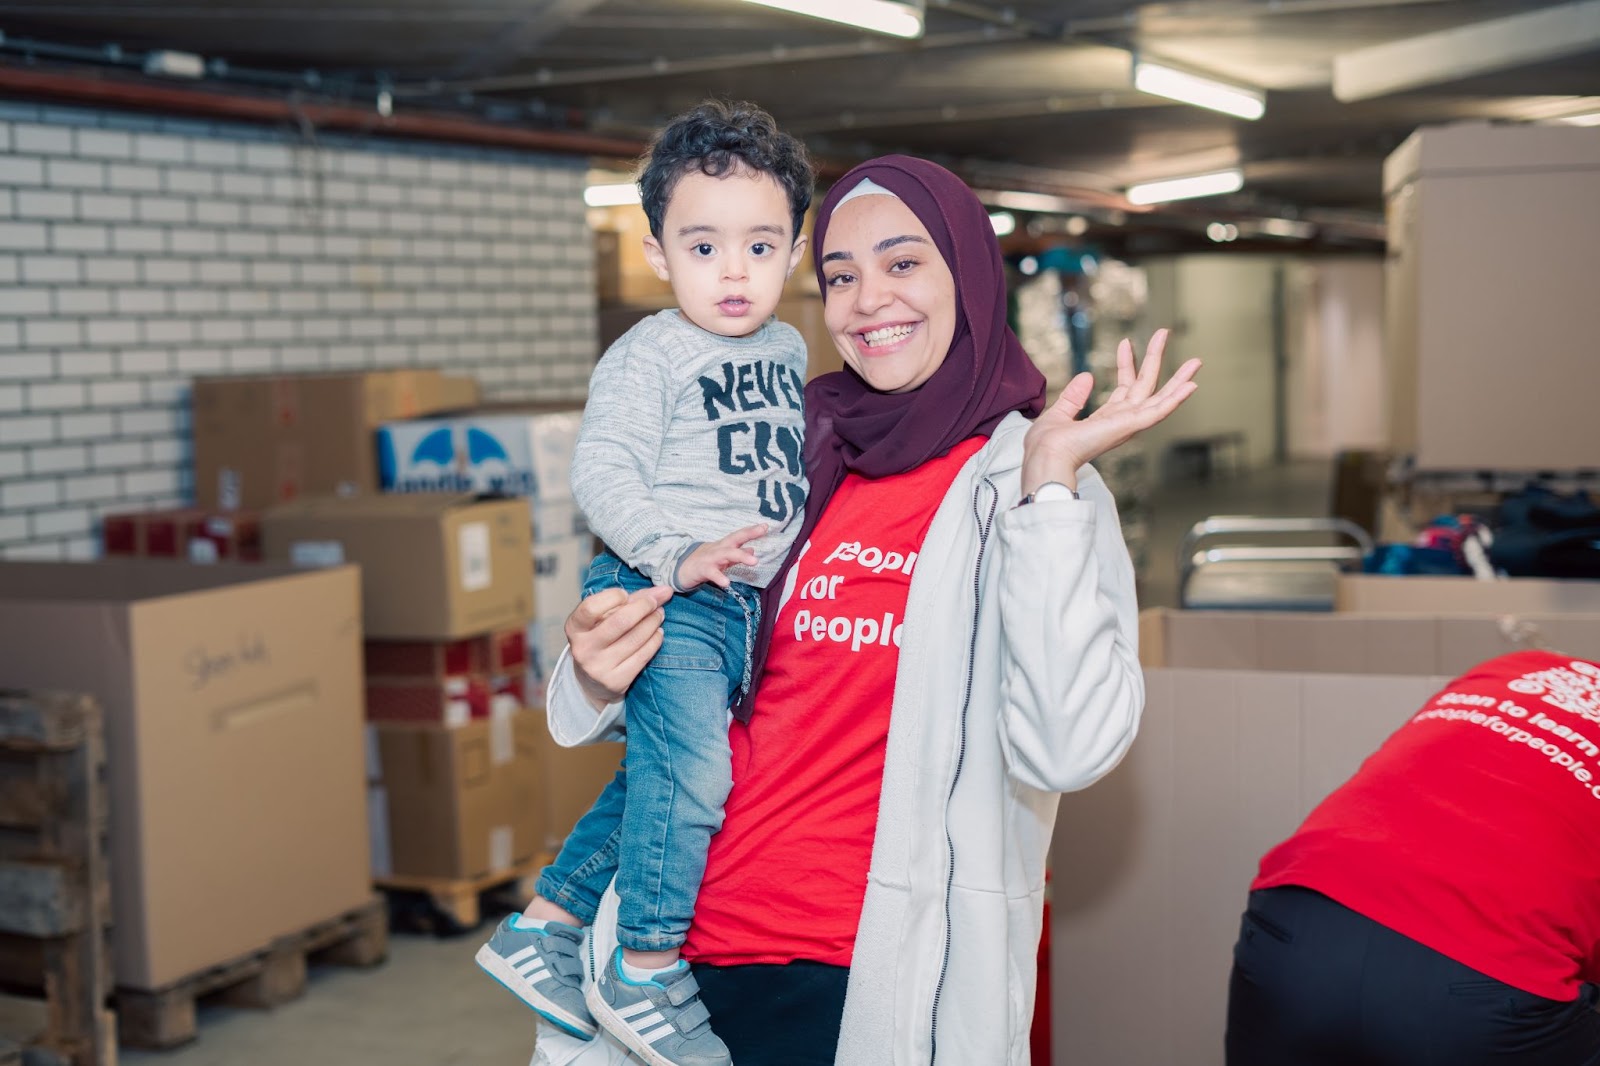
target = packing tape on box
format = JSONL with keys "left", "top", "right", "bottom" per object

{"left": 489, "top": 825, "right": 513, "bottom": 873}
{"left": 368, "top": 786, "right": 392, "bottom": 879}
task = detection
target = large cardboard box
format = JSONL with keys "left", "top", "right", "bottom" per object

{"left": 376, "top": 405, "right": 584, "bottom": 503}
{"left": 0, "top": 561, "right": 370, "bottom": 991}
{"left": 193, "top": 369, "right": 479, "bottom": 510}
{"left": 1384, "top": 124, "right": 1600, "bottom": 470}
{"left": 262, "top": 494, "right": 533, "bottom": 640}
{"left": 367, "top": 710, "right": 545, "bottom": 880}
{"left": 1335, "top": 573, "right": 1600, "bottom": 615}
{"left": 1141, "top": 606, "right": 1600, "bottom": 674}
{"left": 1050, "top": 609, "right": 1600, "bottom": 1066}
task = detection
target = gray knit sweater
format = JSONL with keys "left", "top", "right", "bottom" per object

{"left": 571, "top": 309, "right": 809, "bottom": 590}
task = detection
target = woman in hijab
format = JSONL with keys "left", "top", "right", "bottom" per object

{"left": 535, "top": 155, "right": 1200, "bottom": 1066}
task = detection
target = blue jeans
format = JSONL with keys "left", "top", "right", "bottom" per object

{"left": 535, "top": 550, "right": 757, "bottom": 953}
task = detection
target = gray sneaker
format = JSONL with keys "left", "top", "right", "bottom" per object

{"left": 585, "top": 947, "right": 731, "bottom": 1066}
{"left": 475, "top": 916, "right": 597, "bottom": 1039}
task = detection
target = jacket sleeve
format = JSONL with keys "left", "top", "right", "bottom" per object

{"left": 994, "top": 464, "right": 1143, "bottom": 793}
{"left": 542, "top": 647, "right": 627, "bottom": 746}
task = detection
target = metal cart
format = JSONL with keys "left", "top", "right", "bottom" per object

{"left": 1178, "top": 516, "right": 1374, "bottom": 611}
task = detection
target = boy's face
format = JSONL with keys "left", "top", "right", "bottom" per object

{"left": 643, "top": 164, "right": 808, "bottom": 338}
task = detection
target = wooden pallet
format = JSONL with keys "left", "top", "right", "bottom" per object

{"left": 113, "top": 896, "right": 387, "bottom": 1051}
{"left": 0, "top": 691, "right": 115, "bottom": 1066}
{"left": 376, "top": 851, "right": 552, "bottom": 934}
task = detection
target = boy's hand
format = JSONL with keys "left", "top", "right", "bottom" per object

{"left": 675, "top": 524, "right": 769, "bottom": 591}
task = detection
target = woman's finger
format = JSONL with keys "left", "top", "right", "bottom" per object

{"left": 1115, "top": 337, "right": 1136, "bottom": 390}
{"left": 568, "top": 586, "right": 630, "bottom": 634}
{"left": 1130, "top": 328, "right": 1168, "bottom": 401}
{"left": 610, "top": 628, "right": 665, "bottom": 690}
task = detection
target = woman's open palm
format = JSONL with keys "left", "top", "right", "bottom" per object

{"left": 1024, "top": 328, "right": 1200, "bottom": 474}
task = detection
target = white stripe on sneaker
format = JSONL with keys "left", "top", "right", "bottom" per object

{"left": 616, "top": 999, "right": 660, "bottom": 1021}
{"left": 638, "top": 1020, "right": 677, "bottom": 1044}
{"left": 505, "top": 945, "right": 541, "bottom": 966}
{"left": 626, "top": 1010, "right": 666, "bottom": 1032}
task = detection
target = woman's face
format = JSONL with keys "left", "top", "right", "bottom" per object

{"left": 820, "top": 193, "right": 957, "bottom": 395}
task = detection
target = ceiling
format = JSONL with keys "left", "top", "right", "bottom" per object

{"left": 2, "top": 0, "right": 1598, "bottom": 249}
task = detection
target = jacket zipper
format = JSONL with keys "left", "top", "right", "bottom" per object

{"left": 929, "top": 476, "right": 998, "bottom": 1063}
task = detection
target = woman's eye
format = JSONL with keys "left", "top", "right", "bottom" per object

{"left": 694, "top": 243, "right": 715, "bottom": 256}
{"left": 825, "top": 272, "right": 855, "bottom": 287}
{"left": 889, "top": 258, "right": 917, "bottom": 273}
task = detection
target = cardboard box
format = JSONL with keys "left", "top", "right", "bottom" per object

{"left": 262, "top": 494, "right": 533, "bottom": 640}
{"left": 1051, "top": 667, "right": 1449, "bottom": 1066}
{"left": 527, "top": 619, "right": 567, "bottom": 687}
{"left": 1141, "top": 607, "right": 1600, "bottom": 674}
{"left": 367, "top": 709, "right": 545, "bottom": 880}
{"left": 103, "top": 507, "right": 263, "bottom": 562}
{"left": 532, "top": 498, "right": 589, "bottom": 545}
{"left": 376, "top": 405, "right": 583, "bottom": 503}
{"left": 1383, "top": 124, "right": 1600, "bottom": 470}
{"left": 1050, "top": 608, "right": 1600, "bottom": 1066}
{"left": 193, "top": 369, "right": 480, "bottom": 510}
{"left": 0, "top": 560, "right": 370, "bottom": 990}
{"left": 531, "top": 718, "right": 625, "bottom": 853}
{"left": 1335, "top": 574, "right": 1600, "bottom": 615}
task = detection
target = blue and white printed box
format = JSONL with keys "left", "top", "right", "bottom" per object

{"left": 377, "top": 408, "right": 583, "bottom": 504}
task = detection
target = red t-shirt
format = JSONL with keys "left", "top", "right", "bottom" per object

{"left": 1254, "top": 650, "right": 1600, "bottom": 1000}
{"left": 685, "top": 437, "right": 986, "bottom": 967}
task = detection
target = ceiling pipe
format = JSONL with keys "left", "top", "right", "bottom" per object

{"left": 0, "top": 62, "right": 647, "bottom": 158}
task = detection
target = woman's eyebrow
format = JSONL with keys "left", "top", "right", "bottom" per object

{"left": 875, "top": 234, "right": 928, "bottom": 253}
{"left": 822, "top": 234, "right": 929, "bottom": 264}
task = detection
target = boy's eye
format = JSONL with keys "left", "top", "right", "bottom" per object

{"left": 694, "top": 243, "right": 715, "bottom": 256}
{"left": 751, "top": 242, "right": 772, "bottom": 256}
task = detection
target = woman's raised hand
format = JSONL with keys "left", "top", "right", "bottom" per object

{"left": 566, "top": 584, "right": 673, "bottom": 710}
{"left": 1021, "top": 328, "right": 1199, "bottom": 494}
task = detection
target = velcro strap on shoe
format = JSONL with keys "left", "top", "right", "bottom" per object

{"left": 664, "top": 973, "right": 701, "bottom": 1007}
{"left": 674, "top": 1000, "right": 711, "bottom": 1033}
{"left": 546, "top": 951, "right": 583, "bottom": 981}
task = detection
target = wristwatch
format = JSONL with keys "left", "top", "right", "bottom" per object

{"left": 1017, "top": 481, "right": 1080, "bottom": 506}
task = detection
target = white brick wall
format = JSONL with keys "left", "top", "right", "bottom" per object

{"left": 0, "top": 100, "right": 599, "bottom": 560}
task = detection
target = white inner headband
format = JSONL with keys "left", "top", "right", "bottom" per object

{"left": 834, "top": 177, "right": 901, "bottom": 207}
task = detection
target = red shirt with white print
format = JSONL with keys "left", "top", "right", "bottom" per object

{"left": 684, "top": 437, "right": 987, "bottom": 967}
{"left": 1254, "top": 650, "right": 1600, "bottom": 1000}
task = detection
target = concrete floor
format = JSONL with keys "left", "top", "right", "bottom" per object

{"left": 120, "top": 930, "right": 542, "bottom": 1066}
{"left": 3, "top": 460, "right": 1335, "bottom": 1066}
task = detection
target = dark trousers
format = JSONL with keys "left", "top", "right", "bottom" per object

{"left": 1227, "top": 886, "right": 1600, "bottom": 1066}
{"left": 692, "top": 960, "right": 848, "bottom": 1065}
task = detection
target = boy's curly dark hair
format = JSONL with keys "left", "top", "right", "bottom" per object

{"left": 638, "top": 100, "right": 814, "bottom": 242}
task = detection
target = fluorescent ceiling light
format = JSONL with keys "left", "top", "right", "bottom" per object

{"left": 740, "top": 0, "right": 924, "bottom": 39}
{"left": 1126, "top": 169, "right": 1243, "bottom": 206}
{"left": 584, "top": 182, "right": 641, "bottom": 207}
{"left": 988, "top": 211, "right": 1016, "bottom": 237}
{"left": 1133, "top": 61, "right": 1265, "bottom": 121}
{"left": 1558, "top": 110, "right": 1600, "bottom": 126}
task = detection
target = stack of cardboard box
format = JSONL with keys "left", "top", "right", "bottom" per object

{"left": 374, "top": 404, "right": 596, "bottom": 690}
{"left": 261, "top": 494, "right": 546, "bottom": 883}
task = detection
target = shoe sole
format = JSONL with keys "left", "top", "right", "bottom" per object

{"left": 585, "top": 979, "right": 701, "bottom": 1066}
{"left": 475, "top": 943, "right": 598, "bottom": 1039}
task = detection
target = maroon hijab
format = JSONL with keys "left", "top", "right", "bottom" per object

{"left": 734, "top": 155, "right": 1045, "bottom": 720}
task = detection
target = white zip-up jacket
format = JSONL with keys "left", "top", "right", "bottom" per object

{"left": 530, "top": 412, "right": 1143, "bottom": 1066}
